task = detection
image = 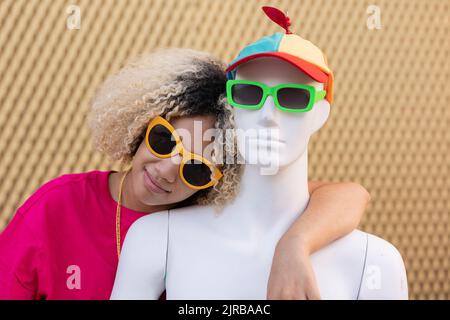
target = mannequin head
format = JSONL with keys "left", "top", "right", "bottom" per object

{"left": 234, "top": 57, "right": 331, "bottom": 171}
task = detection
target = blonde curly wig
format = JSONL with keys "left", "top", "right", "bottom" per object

{"left": 87, "top": 48, "right": 242, "bottom": 207}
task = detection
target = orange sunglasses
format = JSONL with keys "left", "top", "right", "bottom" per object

{"left": 145, "top": 116, "right": 223, "bottom": 190}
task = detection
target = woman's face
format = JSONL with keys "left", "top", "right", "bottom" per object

{"left": 130, "top": 115, "right": 217, "bottom": 206}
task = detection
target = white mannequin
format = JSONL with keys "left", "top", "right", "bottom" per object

{"left": 111, "top": 57, "right": 408, "bottom": 300}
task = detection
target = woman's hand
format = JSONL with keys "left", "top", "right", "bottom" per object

{"left": 267, "top": 181, "right": 371, "bottom": 300}
{"left": 267, "top": 235, "right": 320, "bottom": 300}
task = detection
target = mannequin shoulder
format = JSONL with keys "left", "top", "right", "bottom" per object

{"left": 365, "top": 234, "right": 407, "bottom": 282}
{"left": 169, "top": 204, "right": 217, "bottom": 222}
{"left": 125, "top": 211, "right": 169, "bottom": 245}
{"left": 358, "top": 234, "right": 408, "bottom": 299}
{"left": 111, "top": 211, "right": 169, "bottom": 300}
{"left": 170, "top": 204, "right": 212, "bottom": 215}
{"left": 117, "top": 212, "right": 168, "bottom": 278}
{"left": 121, "top": 211, "right": 169, "bottom": 261}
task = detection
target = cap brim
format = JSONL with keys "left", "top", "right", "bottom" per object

{"left": 225, "top": 52, "right": 328, "bottom": 83}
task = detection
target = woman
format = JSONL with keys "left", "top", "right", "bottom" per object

{"left": 0, "top": 48, "right": 369, "bottom": 300}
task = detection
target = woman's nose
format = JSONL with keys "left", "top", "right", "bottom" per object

{"left": 155, "top": 155, "right": 181, "bottom": 184}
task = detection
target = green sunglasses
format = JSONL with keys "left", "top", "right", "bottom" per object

{"left": 226, "top": 79, "right": 326, "bottom": 113}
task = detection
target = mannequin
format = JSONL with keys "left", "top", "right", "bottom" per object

{"left": 111, "top": 56, "right": 408, "bottom": 300}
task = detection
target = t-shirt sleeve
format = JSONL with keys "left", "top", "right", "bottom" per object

{"left": 0, "top": 209, "right": 43, "bottom": 300}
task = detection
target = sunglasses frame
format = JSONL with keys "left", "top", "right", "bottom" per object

{"left": 226, "top": 79, "right": 327, "bottom": 113}
{"left": 145, "top": 116, "right": 223, "bottom": 190}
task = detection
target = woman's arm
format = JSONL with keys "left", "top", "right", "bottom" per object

{"left": 0, "top": 208, "right": 43, "bottom": 300}
{"left": 267, "top": 181, "right": 371, "bottom": 299}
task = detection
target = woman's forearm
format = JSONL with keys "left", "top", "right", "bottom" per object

{"left": 283, "top": 181, "right": 371, "bottom": 254}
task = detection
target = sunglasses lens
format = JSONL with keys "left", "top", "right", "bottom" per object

{"left": 277, "top": 87, "right": 311, "bottom": 110}
{"left": 182, "top": 159, "right": 213, "bottom": 187}
{"left": 231, "top": 84, "right": 263, "bottom": 106}
{"left": 148, "top": 124, "right": 176, "bottom": 155}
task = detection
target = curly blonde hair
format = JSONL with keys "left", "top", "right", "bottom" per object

{"left": 87, "top": 48, "right": 241, "bottom": 207}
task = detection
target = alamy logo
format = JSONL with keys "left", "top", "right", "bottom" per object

{"left": 365, "top": 265, "right": 382, "bottom": 290}
{"left": 66, "top": 265, "right": 81, "bottom": 290}
{"left": 366, "top": 5, "right": 382, "bottom": 30}
{"left": 66, "top": 5, "right": 81, "bottom": 30}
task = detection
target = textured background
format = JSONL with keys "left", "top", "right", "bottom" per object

{"left": 0, "top": 0, "right": 448, "bottom": 299}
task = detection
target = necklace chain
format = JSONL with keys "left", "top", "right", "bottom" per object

{"left": 116, "top": 167, "right": 131, "bottom": 258}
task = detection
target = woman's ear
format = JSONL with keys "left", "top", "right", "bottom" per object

{"left": 310, "top": 100, "right": 331, "bottom": 134}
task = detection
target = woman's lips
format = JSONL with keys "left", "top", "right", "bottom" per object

{"left": 143, "top": 170, "right": 170, "bottom": 194}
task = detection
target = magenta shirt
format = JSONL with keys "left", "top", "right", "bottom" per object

{"left": 0, "top": 170, "right": 150, "bottom": 299}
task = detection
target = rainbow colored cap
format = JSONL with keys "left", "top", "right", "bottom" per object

{"left": 226, "top": 6, "right": 334, "bottom": 104}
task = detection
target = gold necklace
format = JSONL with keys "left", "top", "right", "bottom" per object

{"left": 116, "top": 167, "right": 131, "bottom": 258}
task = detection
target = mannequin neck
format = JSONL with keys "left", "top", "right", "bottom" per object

{"left": 226, "top": 150, "right": 310, "bottom": 233}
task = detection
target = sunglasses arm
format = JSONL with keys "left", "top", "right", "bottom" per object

{"left": 315, "top": 90, "right": 327, "bottom": 103}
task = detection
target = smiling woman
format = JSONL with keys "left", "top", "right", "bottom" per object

{"left": 89, "top": 48, "right": 241, "bottom": 210}
{"left": 0, "top": 48, "right": 242, "bottom": 299}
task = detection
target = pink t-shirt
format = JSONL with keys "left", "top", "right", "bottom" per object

{"left": 0, "top": 170, "right": 152, "bottom": 299}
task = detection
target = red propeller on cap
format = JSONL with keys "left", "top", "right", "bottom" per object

{"left": 262, "top": 6, "right": 292, "bottom": 34}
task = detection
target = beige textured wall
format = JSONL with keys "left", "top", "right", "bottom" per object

{"left": 0, "top": 0, "right": 448, "bottom": 299}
